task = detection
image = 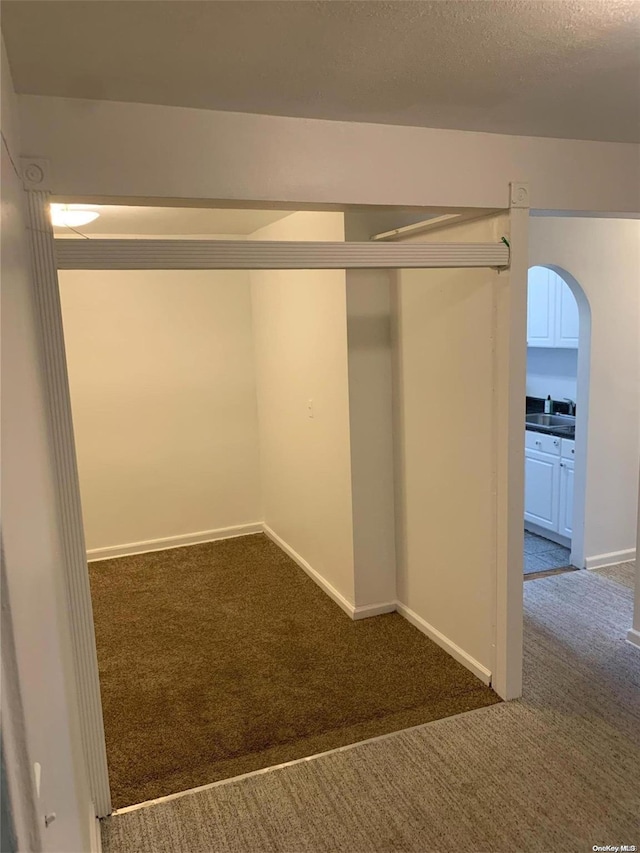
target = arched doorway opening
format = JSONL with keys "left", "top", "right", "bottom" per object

{"left": 524, "top": 265, "right": 591, "bottom": 575}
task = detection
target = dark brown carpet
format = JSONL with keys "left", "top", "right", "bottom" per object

{"left": 89, "top": 534, "right": 500, "bottom": 808}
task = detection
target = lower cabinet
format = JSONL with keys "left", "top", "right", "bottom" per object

{"left": 524, "top": 432, "right": 574, "bottom": 538}
{"left": 524, "top": 448, "right": 560, "bottom": 531}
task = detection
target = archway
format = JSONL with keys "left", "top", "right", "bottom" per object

{"left": 524, "top": 264, "right": 591, "bottom": 571}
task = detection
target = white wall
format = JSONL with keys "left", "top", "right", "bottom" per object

{"left": 530, "top": 218, "right": 640, "bottom": 566}
{"left": 345, "top": 269, "right": 397, "bottom": 608}
{"left": 1, "top": 39, "right": 93, "bottom": 853}
{"left": 18, "top": 95, "right": 640, "bottom": 214}
{"left": 249, "top": 212, "right": 356, "bottom": 606}
{"left": 342, "top": 213, "right": 397, "bottom": 609}
{"left": 58, "top": 269, "right": 261, "bottom": 553}
{"left": 392, "top": 213, "right": 514, "bottom": 680}
{"left": 526, "top": 348, "right": 578, "bottom": 402}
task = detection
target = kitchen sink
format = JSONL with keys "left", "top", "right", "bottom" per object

{"left": 526, "top": 413, "right": 575, "bottom": 427}
{"left": 525, "top": 412, "right": 576, "bottom": 433}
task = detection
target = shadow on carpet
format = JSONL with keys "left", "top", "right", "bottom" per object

{"left": 89, "top": 534, "right": 500, "bottom": 807}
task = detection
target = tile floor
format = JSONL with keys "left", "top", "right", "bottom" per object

{"left": 523, "top": 530, "right": 572, "bottom": 575}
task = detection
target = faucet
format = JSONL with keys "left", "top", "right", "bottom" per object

{"left": 563, "top": 398, "right": 576, "bottom": 416}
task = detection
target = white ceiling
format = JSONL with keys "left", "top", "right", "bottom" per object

{"left": 51, "top": 205, "right": 293, "bottom": 237}
{"left": 3, "top": 0, "right": 639, "bottom": 143}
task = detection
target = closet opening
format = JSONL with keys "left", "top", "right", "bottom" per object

{"left": 48, "top": 200, "right": 520, "bottom": 812}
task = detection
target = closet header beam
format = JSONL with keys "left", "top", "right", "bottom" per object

{"left": 54, "top": 239, "right": 509, "bottom": 271}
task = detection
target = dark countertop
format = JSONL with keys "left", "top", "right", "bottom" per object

{"left": 525, "top": 396, "right": 575, "bottom": 440}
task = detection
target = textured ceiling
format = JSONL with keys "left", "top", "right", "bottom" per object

{"left": 3, "top": 0, "right": 640, "bottom": 142}
{"left": 51, "top": 205, "right": 293, "bottom": 237}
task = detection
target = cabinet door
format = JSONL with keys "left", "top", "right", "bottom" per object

{"left": 554, "top": 275, "right": 579, "bottom": 348}
{"left": 527, "top": 266, "right": 555, "bottom": 347}
{"left": 558, "top": 460, "right": 574, "bottom": 538}
{"left": 524, "top": 449, "right": 560, "bottom": 531}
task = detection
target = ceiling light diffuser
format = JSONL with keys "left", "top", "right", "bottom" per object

{"left": 50, "top": 204, "right": 100, "bottom": 228}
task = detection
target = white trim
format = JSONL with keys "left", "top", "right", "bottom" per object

{"left": 262, "top": 526, "right": 395, "bottom": 621}
{"left": 87, "top": 524, "right": 263, "bottom": 562}
{"left": 492, "top": 198, "right": 529, "bottom": 701}
{"left": 510, "top": 183, "right": 530, "bottom": 209}
{"left": 262, "top": 525, "right": 355, "bottom": 618}
{"left": 89, "top": 809, "right": 102, "bottom": 853}
{"left": 395, "top": 603, "right": 492, "bottom": 686}
{"left": 25, "top": 189, "right": 112, "bottom": 818}
{"left": 54, "top": 238, "right": 510, "bottom": 271}
{"left": 352, "top": 601, "right": 397, "bottom": 619}
{"left": 113, "top": 700, "right": 501, "bottom": 816}
{"left": 585, "top": 549, "right": 636, "bottom": 570}
{"left": 626, "top": 628, "right": 640, "bottom": 650}
{"left": 21, "top": 157, "right": 51, "bottom": 191}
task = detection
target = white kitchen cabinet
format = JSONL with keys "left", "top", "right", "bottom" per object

{"left": 524, "top": 433, "right": 573, "bottom": 538}
{"left": 558, "top": 459, "right": 575, "bottom": 538}
{"left": 527, "top": 267, "right": 578, "bottom": 348}
{"left": 527, "top": 266, "right": 556, "bottom": 347}
{"left": 555, "top": 278, "right": 580, "bottom": 347}
{"left": 524, "top": 447, "right": 561, "bottom": 531}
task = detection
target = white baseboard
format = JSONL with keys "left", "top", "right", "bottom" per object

{"left": 524, "top": 522, "right": 571, "bottom": 550}
{"left": 262, "top": 524, "right": 356, "bottom": 618}
{"left": 262, "top": 525, "right": 397, "bottom": 621}
{"left": 585, "top": 548, "right": 636, "bottom": 570}
{"left": 395, "top": 602, "right": 492, "bottom": 686}
{"left": 352, "top": 601, "right": 397, "bottom": 620}
{"left": 87, "top": 523, "right": 263, "bottom": 562}
{"left": 626, "top": 628, "right": 640, "bottom": 650}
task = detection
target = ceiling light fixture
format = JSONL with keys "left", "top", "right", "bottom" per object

{"left": 50, "top": 204, "right": 100, "bottom": 228}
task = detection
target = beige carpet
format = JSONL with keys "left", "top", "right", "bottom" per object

{"left": 102, "top": 562, "right": 640, "bottom": 852}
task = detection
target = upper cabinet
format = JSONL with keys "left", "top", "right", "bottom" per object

{"left": 527, "top": 267, "right": 578, "bottom": 348}
{"left": 527, "top": 266, "right": 556, "bottom": 346}
{"left": 554, "top": 275, "right": 579, "bottom": 347}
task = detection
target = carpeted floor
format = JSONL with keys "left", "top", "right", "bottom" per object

{"left": 101, "top": 561, "right": 640, "bottom": 853}
{"left": 90, "top": 534, "right": 500, "bottom": 808}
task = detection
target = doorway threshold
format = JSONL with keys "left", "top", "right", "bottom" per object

{"left": 523, "top": 566, "right": 578, "bottom": 582}
{"left": 111, "top": 701, "right": 504, "bottom": 817}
